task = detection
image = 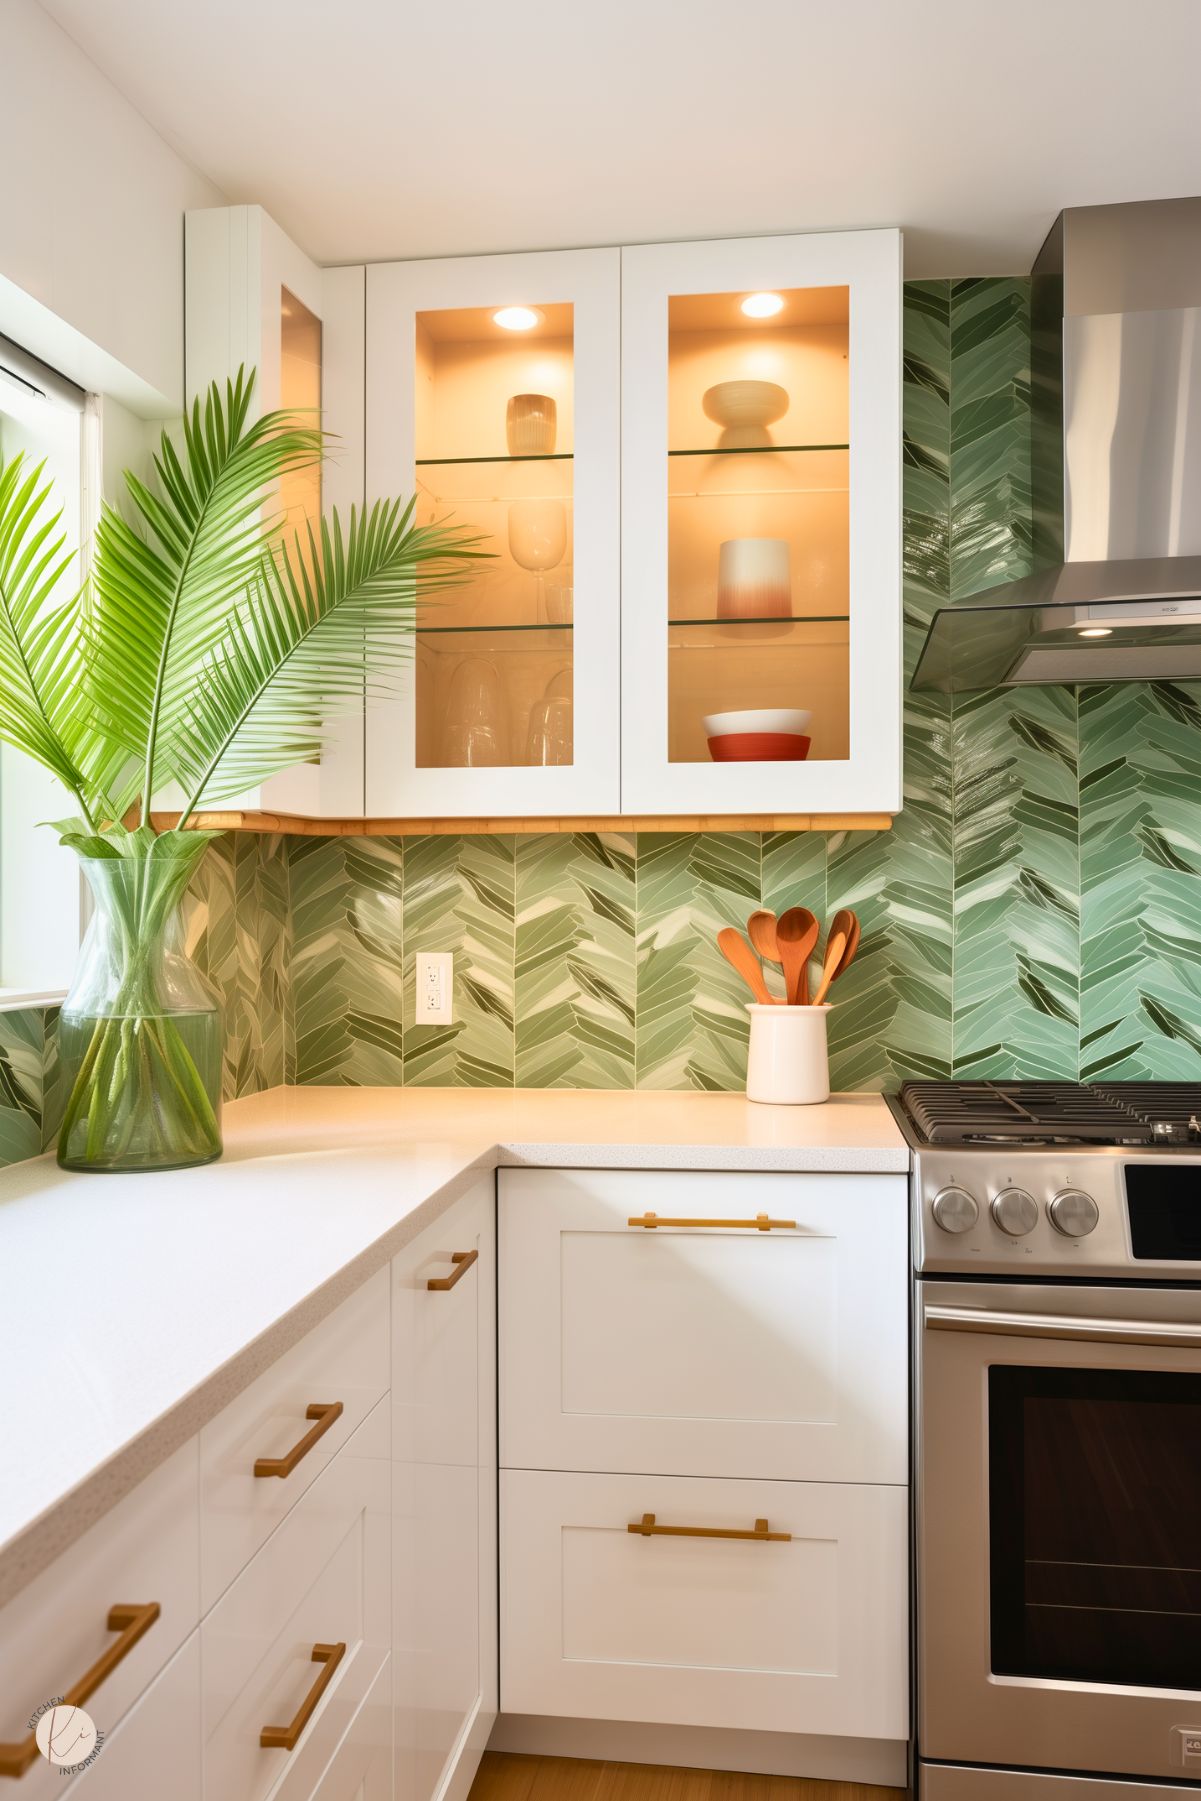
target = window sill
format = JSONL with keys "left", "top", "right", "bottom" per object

{"left": 0, "top": 988, "right": 67, "bottom": 1013}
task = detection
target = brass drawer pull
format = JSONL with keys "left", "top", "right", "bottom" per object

{"left": 629, "top": 1512, "right": 791, "bottom": 1543}
{"left": 254, "top": 1401, "right": 343, "bottom": 1478}
{"left": 427, "top": 1248, "right": 478, "bottom": 1291}
{"left": 0, "top": 1601, "right": 160, "bottom": 1779}
{"left": 628, "top": 1212, "right": 796, "bottom": 1231}
{"left": 260, "top": 1641, "right": 346, "bottom": 1751}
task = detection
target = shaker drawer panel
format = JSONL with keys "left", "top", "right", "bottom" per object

{"left": 200, "top": 1268, "right": 389, "bottom": 1610}
{"left": 63, "top": 1633, "right": 200, "bottom": 1801}
{"left": 271, "top": 1659, "right": 391, "bottom": 1801}
{"left": 500, "top": 1170, "right": 907, "bottom": 1483}
{"left": 0, "top": 1443, "right": 199, "bottom": 1801}
{"left": 500, "top": 1468, "right": 907, "bottom": 1741}
{"left": 201, "top": 1398, "right": 389, "bottom": 1801}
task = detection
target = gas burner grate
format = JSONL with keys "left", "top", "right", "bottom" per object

{"left": 1094, "top": 1084, "right": 1201, "bottom": 1141}
{"left": 898, "top": 1080, "right": 1152, "bottom": 1145}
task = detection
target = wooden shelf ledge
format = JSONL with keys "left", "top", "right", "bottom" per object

{"left": 151, "top": 810, "right": 894, "bottom": 837}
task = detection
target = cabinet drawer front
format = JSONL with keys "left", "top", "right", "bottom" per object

{"left": 63, "top": 1634, "right": 200, "bottom": 1801}
{"left": 200, "top": 1268, "right": 389, "bottom": 1610}
{"left": 500, "top": 1170, "right": 907, "bottom": 1483}
{"left": 500, "top": 1468, "right": 907, "bottom": 1740}
{"left": 271, "top": 1658, "right": 392, "bottom": 1801}
{"left": 0, "top": 1444, "right": 198, "bottom": 1801}
{"left": 202, "top": 1400, "right": 390, "bottom": 1801}
{"left": 392, "top": 1177, "right": 497, "bottom": 1801}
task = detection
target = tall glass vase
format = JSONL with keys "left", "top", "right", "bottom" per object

{"left": 57, "top": 838, "right": 223, "bottom": 1173}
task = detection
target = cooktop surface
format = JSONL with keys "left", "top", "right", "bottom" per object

{"left": 896, "top": 1079, "right": 1201, "bottom": 1148}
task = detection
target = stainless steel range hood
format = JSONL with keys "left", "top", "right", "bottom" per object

{"left": 913, "top": 198, "right": 1201, "bottom": 691}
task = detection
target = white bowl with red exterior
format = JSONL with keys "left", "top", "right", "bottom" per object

{"left": 704, "top": 708, "right": 812, "bottom": 764}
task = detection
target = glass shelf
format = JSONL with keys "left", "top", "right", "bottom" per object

{"left": 417, "top": 621, "right": 572, "bottom": 636}
{"left": 416, "top": 452, "right": 573, "bottom": 467}
{"left": 668, "top": 613, "right": 849, "bottom": 627}
{"left": 668, "top": 441, "right": 848, "bottom": 458}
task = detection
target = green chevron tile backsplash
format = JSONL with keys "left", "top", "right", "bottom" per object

{"left": 5, "top": 274, "right": 1201, "bottom": 1162}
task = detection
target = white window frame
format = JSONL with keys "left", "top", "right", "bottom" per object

{"left": 0, "top": 334, "right": 94, "bottom": 1008}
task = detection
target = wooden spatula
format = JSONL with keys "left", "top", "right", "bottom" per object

{"left": 776, "top": 907, "right": 820, "bottom": 1005}
{"left": 717, "top": 926, "right": 774, "bottom": 1005}
{"left": 811, "top": 908, "right": 855, "bottom": 1006}
{"left": 746, "top": 910, "right": 782, "bottom": 1001}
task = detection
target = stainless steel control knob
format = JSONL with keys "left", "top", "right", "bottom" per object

{"left": 931, "top": 1186, "right": 979, "bottom": 1234}
{"left": 1048, "top": 1189, "right": 1100, "bottom": 1237}
{"left": 991, "top": 1187, "right": 1038, "bottom": 1236}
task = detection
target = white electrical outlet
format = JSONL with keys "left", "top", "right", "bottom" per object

{"left": 415, "top": 952, "right": 454, "bottom": 1024}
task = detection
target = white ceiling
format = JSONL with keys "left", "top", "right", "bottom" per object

{"left": 38, "top": 0, "right": 1201, "bottom": 276}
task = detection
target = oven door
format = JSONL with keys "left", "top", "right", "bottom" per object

{"left": 920, "top": 1280, "right": 1201, "bottom": 1785}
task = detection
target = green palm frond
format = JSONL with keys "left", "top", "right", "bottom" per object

{"left": 88, "top": 368, "right": 323, "bottom": 812}
{"left": 170, "top": 499, "right": 486, "bottom": 815}
{"left": 0, "top": 454, "right": 96, "bottom": 817}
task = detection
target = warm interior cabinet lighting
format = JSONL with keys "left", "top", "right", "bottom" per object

{"left": 741, "top": 292, "right": 785, "bottom": 318}
{"left": 492, "top": 306, "right": 543, "bottom": 331}
{"left": 1077, "top": 626, "right": 1114, "bottom": 637}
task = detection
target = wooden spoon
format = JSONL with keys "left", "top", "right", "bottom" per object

{"left": 811, "top": 908, "right": 854, "bottom": 1006}
{"left": 746, "top": 909, "right": 782, "bottom": 1001}
{"left": 717, "top": 926, "right": 774, "bottom": 1005}
{"left": 776, "top": 906, "right": 820, "bottom": 1006}
{"left": 830, "top": 911, "right": 862, "bottom": 986}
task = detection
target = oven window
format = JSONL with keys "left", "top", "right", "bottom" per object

{"left": 989, "top": 1366, "right": 1201, "bottom": 1688}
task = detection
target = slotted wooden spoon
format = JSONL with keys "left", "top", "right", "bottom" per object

{"left": 776, "top": 906, "right": 820, "bottom": 1005}
{"left": 717, "top": 927, "right": 774, "bottom": 1005}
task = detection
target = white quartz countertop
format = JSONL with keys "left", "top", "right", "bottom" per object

{"left": 0, "top": 1085, "right": 906, "bottom": 1603}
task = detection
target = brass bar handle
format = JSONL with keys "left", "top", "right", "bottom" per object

{"left": 628, "top": 1212, "right": 796, "bottom": 1231}
{"left": 427, "top": 1248, "right": 479, "bottom": 1291}
{"left": 254, "top": 1402, "right": 343, "bottom": 1479}
{"left": 0, "top": 1601, "right": 160, "bottom": 1779}
{"left": 260, "top": 1641, "right": 346, "bottom": 1751}
{"left": 628, "top": 1512, "right": 791, "bottom": 1543}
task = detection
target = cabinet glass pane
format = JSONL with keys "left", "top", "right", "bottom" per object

{"left": 667, "top": 287, "right": 849, "bottom": 764}
{"left": 414, "top": 303, "right": 574, "bottom": 770}
{"left": 280, "top": 286, "right": 322, "bottom": 543}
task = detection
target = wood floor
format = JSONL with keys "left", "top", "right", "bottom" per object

{"left": 469, "top": 1752, "right": 900, "bottom": 1801}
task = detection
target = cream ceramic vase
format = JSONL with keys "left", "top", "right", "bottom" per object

{"left": 745, "top": 1003, "right": 831, "bottom": 1105}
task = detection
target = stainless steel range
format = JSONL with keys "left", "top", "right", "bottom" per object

{"left": 891, "top": 1080, "right": 1201, "bottom": 1799}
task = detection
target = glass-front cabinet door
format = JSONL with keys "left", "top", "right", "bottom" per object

{"left": 185, "top": 205, "right": 366, "bottom": 816}
{"left": 620, "top": 231, "right": 901, "bottom": 816}
{"left": 365, "top": 250, "right": 620, "bottom": 817}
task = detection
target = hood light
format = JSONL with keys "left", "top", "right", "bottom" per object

{"left": 741, "top": 292, "right": 785, "bottom": 319}
{"left": 1077, "top": 626, "right": 1115, "bottom": 638}
{"left": 493, "top": 306, "right": 542, "bottom": 331}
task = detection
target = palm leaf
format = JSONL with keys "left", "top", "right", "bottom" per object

{"left": 0, "top": 453, "right": 96, "bottom": 811}
{"left": 170, "top": 499, "right": 485, "bottom": 813}
{"left": 87, "top": 368, "right": 324, "bottom": 812}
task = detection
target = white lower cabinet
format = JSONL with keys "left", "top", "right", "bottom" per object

{"left": 500, "top": 1169, "right": 908, "bottom": 1484}
{"left": 63, "top": 1633, "right": 201, "bottom": 1800}
{"left": 200, "top": 1269, "right": 390, "bottom": 1612}
{"left": 498, "top": 1168, "right": 910, "bottom": 1752}
{"left": 0, "top": 1443, "right": 199, "bottom": 1801}
{"left": 391, "top": 1177, "right": 497, "bottom": 1801}
{"left": 500, "top": 1469, "right": 908, "bottom": 1740}
{"left": 201, "top": 1398, "right": 390, "bottom": 1801}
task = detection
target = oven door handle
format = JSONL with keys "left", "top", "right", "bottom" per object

{"left": 925, "top": 1304, "right": 1201, "bottom": 1347}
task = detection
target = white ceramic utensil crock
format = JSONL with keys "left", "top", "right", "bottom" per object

{"left": 745, "top": 1003, "right": 830, "bottom": 1105}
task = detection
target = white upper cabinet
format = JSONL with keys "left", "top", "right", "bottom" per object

{"left": 364, "top": 249, "right": 622, "bottom": 818}
{"left": 186, "top": 217, "right": 901, "bottom": 822}
{"left": 184, "top": 205, "right": 366, "bottom": 817}
{"left": 621, "top": 230, "right": 902, "bottom": 815}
